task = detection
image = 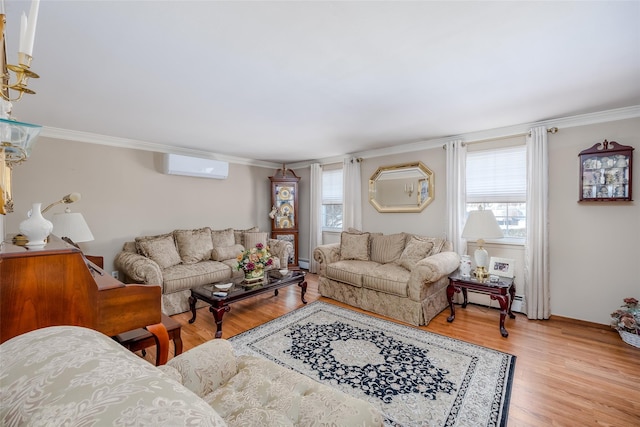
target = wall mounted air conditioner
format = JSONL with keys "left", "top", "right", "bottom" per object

{"left": 163, "top": 154, "right": 229, "bottom": 180}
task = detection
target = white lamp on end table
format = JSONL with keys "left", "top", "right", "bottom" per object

{"left": 461, "top": 207, "right": 503, "bottom": 279}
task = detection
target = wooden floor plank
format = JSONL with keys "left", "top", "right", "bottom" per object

{"left": 138, "top": 273, "right": 640, "bottom": 427}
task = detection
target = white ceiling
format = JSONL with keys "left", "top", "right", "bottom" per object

{"left": 4, "top": 1, "right": 640, "bottom": 163}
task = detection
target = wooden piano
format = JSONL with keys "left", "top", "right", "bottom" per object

{"left": 0, "top": 235, "right": 169, "bottom": 363}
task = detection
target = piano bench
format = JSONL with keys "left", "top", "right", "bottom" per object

{"left": 114, "top": 314, "right": 183, "bottom": 366}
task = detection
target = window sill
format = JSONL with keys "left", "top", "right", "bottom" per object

{"left": 467, "top": 238, "right": 524, "bottom": 247}
{"left": 322, "top": 228, "right": 342, "bottom": 234}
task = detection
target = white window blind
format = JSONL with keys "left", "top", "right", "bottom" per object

{"left": 466, "top": 146, "right": 526, "bottom": 203}
{"left": 322, "top": 169, "right": 343, "bottom": 204}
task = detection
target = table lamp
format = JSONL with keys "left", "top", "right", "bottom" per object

{"left": 51, "top": 207, "right": 94, "bottom": 244}
{"left": 461, "top": 207, "right": 503, "bottom": 279}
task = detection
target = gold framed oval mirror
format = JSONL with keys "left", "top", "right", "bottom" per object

{"left": 369, "top": 161, "right": 434, "bottom": 213}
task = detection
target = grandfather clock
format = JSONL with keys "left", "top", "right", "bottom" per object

{"left": 269, "top": 166, "right": 300, "bottom": 268}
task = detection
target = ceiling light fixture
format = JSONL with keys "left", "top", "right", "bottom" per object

{"left": 0, "top": 0, "right": 42, "bottom": 214}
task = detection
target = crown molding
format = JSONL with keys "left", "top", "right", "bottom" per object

{"left": 40, "top": 127, "right": 280, "bottom": 169}
{"left": 348, "top": 105, "right": 640, "bottom": 162}
{"left": 40, "top": 105, "right": 640, "bottom": 169}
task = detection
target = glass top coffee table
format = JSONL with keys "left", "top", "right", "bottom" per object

{"left": 188, "top": 269, "right": 307, "bottom": 338}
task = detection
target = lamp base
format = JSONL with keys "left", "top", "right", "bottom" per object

{"left": 473, "top": 266, "right": 489, "bottom": 280}
{"left": 473, "top": 243, "right": 490, "bottom": 280}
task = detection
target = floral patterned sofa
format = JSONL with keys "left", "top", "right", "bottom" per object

{"left": 313, "top": 230, "right": 460, "bottom": 326}
{"left": 0, "top": 326, "right": 383, "bottom": 426}
{"left": 114, "top": 227, "right": 293, "bottom": 315}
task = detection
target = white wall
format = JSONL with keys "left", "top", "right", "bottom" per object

{"left": 547, "top": 118, "right": 639, "bottom": 324}
{"left": 7, "top": 138, "right": 274, "bottom": 274}
{"left": 361, "top": 149, "right": 448, "bottom": 238}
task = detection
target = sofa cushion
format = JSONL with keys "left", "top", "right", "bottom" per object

{"left": 326, "top": 260, "right": 379, "bottom": 287}
{"left": 362, "top": 263, "right": 410, "bottom": 297}
{"left": 242, "top": 231, "right": 268, "bottom": 251}
{"left": 406, "top": 234, "right": 447, "bottom": 257}
{"left": 174, "top": 227, "right": 214, "bottom": 264}
{"left": 234, "top": 227, "right": 259, "bottom": 246}
{"left": 396, "top": 236, "right": 435, "bottom": 270}
{"left": 135, "top": 233, "right": 182, "bottom": 269}
{"left": 162, "top": 260, "right": 231, "bottom": 294}
{"left": 211, "top": 228, "right": 236, "bottom": 248}
{"left": 340, "top": 231, "right": 370, "bottom": 261}
{"left": 211, "top": 244, "right": 245, "bottom": 261}
{"left": 204, "top": 355, "right": 381, "bottom": 427}
{"left": 370, "top": 233, "right": 406, "bottom": 264}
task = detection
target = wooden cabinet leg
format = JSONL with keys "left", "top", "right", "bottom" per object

{"left": 146, "top": 323, "right": 169, "bottom": 366}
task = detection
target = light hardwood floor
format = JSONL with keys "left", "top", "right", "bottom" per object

{"left": 145, "top": 274, "right": 639, "bottom": 426}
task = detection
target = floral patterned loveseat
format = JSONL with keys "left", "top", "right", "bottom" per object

{"left": 0, "top": 326, "right": 383, "bottom": 426}
{"left": 115, "top": 227, "right": 293, "bottom": 315}
{"left": 313, "top": 230, "right": 460, "bottom": 326}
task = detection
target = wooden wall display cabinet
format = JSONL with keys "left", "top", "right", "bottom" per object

{"left": 579, "top": 140, "right": 634, "bottom": 202}
{"left": 269, "top": 167, "right": 300, "bottom": 268}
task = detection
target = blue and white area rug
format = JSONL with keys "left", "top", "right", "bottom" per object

{"left": 229, "top": 301, "right": 515, "bottom": 427}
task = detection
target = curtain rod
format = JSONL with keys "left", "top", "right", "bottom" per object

{"left": 442, "top": 127, "right": 558, "bottom": 149}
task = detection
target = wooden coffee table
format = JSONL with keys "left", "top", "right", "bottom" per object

{"left": 188, "top": 270, "right": 307, "bottom": 338}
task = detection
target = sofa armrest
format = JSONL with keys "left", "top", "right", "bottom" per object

{"left": 165, "top": 339, "right": 239, "bottom": 398}
{"left": 407, "top": 251, "right": 460, "bottom": 300}
{"left": 114, "top": 250, "right": 163, "bottom": 286}
{"left": 313, "top": 243, "right": 341, "bottom": 276}
{"left": 268, "top": 238, "right": 294, "bottom": 268}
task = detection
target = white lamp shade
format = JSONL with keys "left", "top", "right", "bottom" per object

{"left": 51, "top": 210, "right": 94, "bottom": 243}
{"left": 461, "top": 208, "right": 503, "bottom": 271}
{"left": 461, "top": 208, "right": 504, "bottom": 240}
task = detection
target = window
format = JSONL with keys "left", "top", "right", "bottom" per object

{"left": 466, "top": 145, "right": 526, "bottom": 240}
{"left": 322, "top": 168, "right": 343, "bottom": 230}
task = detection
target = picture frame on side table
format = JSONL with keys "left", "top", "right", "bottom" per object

{"left": 489, "top": 257, "right": 515, "bottom": 278}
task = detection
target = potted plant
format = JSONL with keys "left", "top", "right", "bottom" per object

{"left": 236, "top": 243, "right": 273, "bottom": 282}
{"left": 610, "top": 297, "right": 639, "bottom": 348}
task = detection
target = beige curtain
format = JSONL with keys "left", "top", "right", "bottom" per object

{"left": 445, "top": 139, "right": 466, "bottom": 255}
{"left": 342, "top": 158, "right": 362, "bottom": 231}
{"left": 308, "top": 163, "right": 323, "bottom": 273}
{"left": 524, "top": 126, "right": 550, "bottom": 319}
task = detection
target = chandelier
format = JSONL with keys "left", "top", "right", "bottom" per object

{"left": 1, "top": 0, "right": 42, "bottom": 214}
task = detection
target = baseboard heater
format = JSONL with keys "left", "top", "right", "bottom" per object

{"left": 163, "top": 154, "right": 229, "bottom": 179}
{"left": 465, "top": 291, "right": 524, "bottom": 313}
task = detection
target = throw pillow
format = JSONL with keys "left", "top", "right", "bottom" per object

{"left": 135, "top": 234, "right": 182, "bottom": 269}
{"left": 370, "top": 233, "right": 406, "bottom": 264}
{"left": 340, "top": 231, "right": 370, "bottom": 261}
{"left": 211, "top": 244, "right": 245, "bottom": 261}
{"left": 174, "top": 228, "right": 213, "bottom": 264}
{"left": 406, "top": 234, "right": 446, "bottom": 257}
{"left": 396, "top": 236, "right": 435, "bottom": 270}
{"left": 243, "top": 232, "right": 269, "bottom": 251}
{"left": 211, "top": 228, "right": 235, "bottom": 248}
{"left": 234, "top": 227, "right": 259, "bottom": 246}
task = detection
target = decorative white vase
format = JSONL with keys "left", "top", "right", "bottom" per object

{"left": 19, "top": 202, "right": 53, "bottom": 247}
{"left": 460, "top": 255, "right": 472, "bottom": 277}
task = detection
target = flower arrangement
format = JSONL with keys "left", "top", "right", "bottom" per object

{"left": 611, "top": 297, "right": 639, "bottom": 347}
{"left": 236, "top": 243, "right": 273, "bottom": 279}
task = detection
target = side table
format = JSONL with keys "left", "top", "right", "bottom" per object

{"left": 447, "top": 272, "right": 516, "bottom": 337}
